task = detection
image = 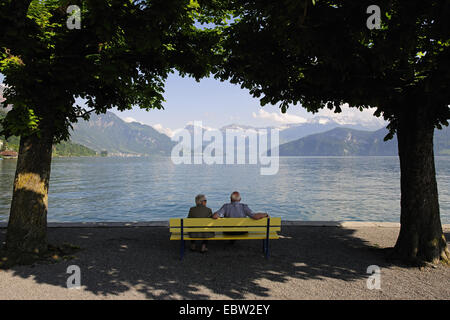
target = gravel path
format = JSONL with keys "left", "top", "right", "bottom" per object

{"left": 0, "top": 225, "right": 449, "bottom": 299}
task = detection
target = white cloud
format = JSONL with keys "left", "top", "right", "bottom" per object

{"left": 318, "top": 118, "right": 330, "bottom": 124}
{"left": 316, "top": 103, "right": 386, "bottom": 127}
{"left": 123, "top": 116, "right": 150, "bottom": 126}
{"left": 252, "top": 109, "right": 308, "bottom": 124}
{"left": 152, "top": 123, "right": 175, "bottom": 137}
{"left": 185, "top": 121, "right": 216, "bottom": 131}
{"left": 251, "top": 104, "right": 386, "bottom": 129}
{"left": 123, "top": 117, "right": 138, "bottom": 123}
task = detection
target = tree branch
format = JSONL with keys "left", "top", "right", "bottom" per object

{"left": 76, "top": 108, "right": 96, "bottom": 118}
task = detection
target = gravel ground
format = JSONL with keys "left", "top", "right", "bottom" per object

{"left": 0, "top": 226, "right": 448, "bottom": 300}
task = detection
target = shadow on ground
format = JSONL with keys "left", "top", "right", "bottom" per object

{"left": 0, "top": 226, "right": 399, "bottom": 299}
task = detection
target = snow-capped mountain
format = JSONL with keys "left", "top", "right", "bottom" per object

{"left": 277, "top": 116, "right": 386, "bottom": 143}
{"left": 166, "top": 115, "right": 386, "bottom": 145}
{"left": 220, "top": 116, "right": 386, "bottom": 144}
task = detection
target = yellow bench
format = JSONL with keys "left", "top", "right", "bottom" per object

{"left": 169, "top": 217, "right": 281, "bottom": 260}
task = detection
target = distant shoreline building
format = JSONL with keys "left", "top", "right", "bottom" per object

{"left": 0, "top": 150, "right": 18, "bottom": 158}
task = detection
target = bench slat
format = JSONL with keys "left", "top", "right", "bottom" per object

{"left": 169, "top": 217, "right": 281, "bottom": 227}
{"left": 170, "top": 232, "right": 280, "bottom": 241}
{"left": 169, "top": 226, "right": 280, "bottom": 233}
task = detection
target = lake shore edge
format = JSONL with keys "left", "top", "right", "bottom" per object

{"left": 1, "top": 220, "right": 449, "bottom": 228}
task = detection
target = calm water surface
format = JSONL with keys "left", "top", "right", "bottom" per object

{"left": 0, "top": 156, "right": 449, "bottom": 223}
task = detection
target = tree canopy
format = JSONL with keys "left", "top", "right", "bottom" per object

{"left": 0, "top": 0, "right": 226, "bottom": 142}
{"left": 216, "top": 0, "right": 450, "bottom": 136}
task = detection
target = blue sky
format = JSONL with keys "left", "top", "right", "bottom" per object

{"left": 113, "top": 72, "right": 385, "bottom": 135}
{"left": 1, "top": 72, "right": 385, "bottom": 135}
{"left": 114, "top": 72, "right": 277, "bottom": 129}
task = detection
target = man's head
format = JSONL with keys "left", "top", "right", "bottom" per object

{"left": 195, "top": 194, "right": 207, "bottom": 206}
{"left": 230, "top": 191, "right": 241, "bottom": 202}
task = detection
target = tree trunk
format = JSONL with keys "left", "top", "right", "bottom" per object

{"left": 394, "top": 108, "right": 450, "bottom": 264}
{"left": 6, "top": 131, "right": 53, "bottom": 258}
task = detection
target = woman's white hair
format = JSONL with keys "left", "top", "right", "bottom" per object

{"left": 230, "top": 191, "right": 241, "bottom": 202}
{"left": 195, "top": 194, "right": 207, "bottom": 205}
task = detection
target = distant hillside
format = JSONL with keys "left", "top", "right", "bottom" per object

{"left": 70, "top": 111, "right": 174, "bottom": 155}
{"left": 0, "top": 138, "right": 97, "bottom": 157}
{"left": 278, "top": 117, "right": 385, "bottom": 144}
{"left": 52, "top": 141, "right": 97, "bottom": 157}
{"left": 0, "top": 109, "right": 97, "bottom": 157}
{"left": 1, "top": 109, "right": 174, "bottom": 156}
{"left": 278, "top": 126, "right": 450, "bottom": 156}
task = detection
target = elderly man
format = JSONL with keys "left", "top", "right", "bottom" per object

{"left": 212, "top": 192, "right": 268, "bottom": 243}
{"left": 212, "top": 192, "right": 268, "bottom": 220}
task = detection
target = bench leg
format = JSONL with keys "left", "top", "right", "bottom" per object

{"left": 265, "top": 217, "right": 270, "bottom": 259}
{"left": 180, "top": 219, "right": 184, "bottom": 260}
{"left": 262, "top": 239, "right": 270, "bottom": 259}
{"left": 180, "top": 240, "right": 185, "bottom": 260}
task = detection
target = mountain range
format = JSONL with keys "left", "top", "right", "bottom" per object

{"left": 277, "top": 126, "right": 450, "bottom": 156}
{"left": 70, "top": 112, "right": 450, "bottom": 157}
{"left": 1, "top": 103, "right": 449, "bottom": 156}
{"left": 70, "top": 112, "right": 173, "bottom": 155}
{"left": 277, "top": 117, "right": 385, "bottom": 144}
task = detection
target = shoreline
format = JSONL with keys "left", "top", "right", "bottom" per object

{"left": 1, "top": 220, "right": 450, "bottom": 229}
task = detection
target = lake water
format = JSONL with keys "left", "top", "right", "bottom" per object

{"left": 0, "top": 156, "right": 449, "bottom": 223}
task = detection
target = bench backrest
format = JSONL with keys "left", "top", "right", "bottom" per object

{"left": 169, "top": 217, "right": 281, "bottom": 233}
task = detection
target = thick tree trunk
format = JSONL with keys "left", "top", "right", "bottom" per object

{"left": 6, "top": 131, "right": 53, "bottom": 258}
{"left": 394, "top": 108, "right": 449, "bottom": 264}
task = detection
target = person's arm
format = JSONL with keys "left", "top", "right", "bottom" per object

{"left": 212, "top": 205, "right": 225, "bottom": 219}
{"left": 244, "top": 205, "right": 268, "bottom": 220}
{"left": 243, "top": 204, "right": 258, "bottom": 219}
{"left": 252, "top": 212, "right": 269, "bottom": 220}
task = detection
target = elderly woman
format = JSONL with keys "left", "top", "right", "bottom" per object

{"left": 188, "top": 194, "right": 214, "bottom": 253}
